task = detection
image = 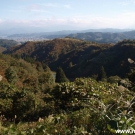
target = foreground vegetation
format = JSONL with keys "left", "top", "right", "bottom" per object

{"left": 0, "top": 38, "right": 135, "bottom": 134}
{"left": 0, "top": 76, "right": 135, "bottom": 134}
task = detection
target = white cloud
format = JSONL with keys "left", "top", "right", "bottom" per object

{"left": 1, "top": 11, "right": 135, "bottom": 31}
{"left": 41, "top": 3, "right": 59, "bottom": 8}
{"left": 67, "top": 12, "right": 135, "bottom": 29}
{"left": 131, "top": 0, "right": 135, "bottom": 4}
{"left": 63, "top": 4, "right": 71, "bottom": 9}
{"left": 118, "top": 0, "right": 135, "bottom": 6}
{"left": 26, "top": 4, "right": 39, "bottom": 11}
{"left": 26, "top": 3, "right": 70, "bottom": 13}
{"left": 30, "top": 9, "right": 49, "bottom": 13}
{"left": 119, "top": 1, "right": 130, "bottom": 6}
{"left": 41, "top": 3, "right": 71, "bottom": 9}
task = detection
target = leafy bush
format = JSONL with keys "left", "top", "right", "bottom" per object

{"left": 0, "top": 77, "right": 134, "bottom": 134}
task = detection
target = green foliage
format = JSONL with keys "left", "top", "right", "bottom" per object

{"left": 107, "top": 96, "right": 135, "bottom": 134}
{"left": 35, "top": 62, "right": 44, "bottom": 72}
{"left": 41, "top": 63, "right": 49, "bottom": 72}
{"left": 55, "top": 67, "right": 69, "bottom": 83}
{"left": 23, "top": 75, "right": 39, "bottom": 90}
{"left": 53, "top": 78, "right": 120, "bottom": 111}
{"left": 0, "top": 78, "right": 134, "bottom": 134}
{"left": 119, "top": 78, "right": 132, "bottom": 89}
{"left": 38, "top": 71, "right": 55, "bottom": 90}
{"left": 5, "top": 67, "right": 17, "bottom": 84}
{"left": 3, "top": 38, "right": 135, "bottom": 81}
{"left": 23, "top": 56, "right": 35, "bottom": 64}
{"left": 0, "top": 39, "right": 17, "bottom": 48}
{"left": 97, "top": 66, "right": 107, "bottom": 82}
{"left": 107, "top": 76, "right": 121, "bottom": 84}
{"left": 0, "top": 53, "right": 56, "bottom": 122}
{"left": 0, "top": 52, "right": 135, "bottom": 134}
{"left": 0, "top": 81, "right": 52, "bottom": 121}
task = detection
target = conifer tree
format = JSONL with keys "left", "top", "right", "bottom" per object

{"left": 97, "top": 66, "right": 107, "bottom": 82}
{"left": 55, "top": 67, "right": 69, "bottom": 83}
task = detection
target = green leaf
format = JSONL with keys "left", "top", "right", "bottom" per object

{"left": 107, "top": 124, "right": 116, "bottom": 133}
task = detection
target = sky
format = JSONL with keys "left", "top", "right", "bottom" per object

{"left": 0, "top": 0, "right": 135, "bottom": 33}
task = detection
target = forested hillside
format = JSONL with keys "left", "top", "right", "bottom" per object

{"left": 65, "top": 40, "right": 135, "bottom": 79}
{"left": 4, "top": 38, "right": 135, "bottom": 79}
{"left": 68, "top": 30, "right": 135, "bottom": 43}
{"left": 4, "top": 38, "right": 100, "bottom": 64}
{"left": 0, "top": 38, "right": 135, "bottom": 134}
{"left": 0, "top": 53, "right": 55, "bottom": 121}
{"left": 0, "top": 53, "right": 55, "bottom": 88}
{"left": 0, "top": 39, "right": 18, "bottom": 48}
{"left": 0, "top": 39, "right": 18, "bottom": 53}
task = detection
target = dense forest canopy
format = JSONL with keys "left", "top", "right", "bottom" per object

{"left": 3, "top": 38, "right": 135, "bottom": 79}
{"left": 0, "top": 38, "right": 135, "bottom": 134}
{"left": 0, "top": 39, "right": 18, "bottom": 48}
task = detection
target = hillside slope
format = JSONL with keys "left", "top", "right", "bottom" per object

{"left": 68, "top": 30, "right": 135, "bottom": 43}
{"left": 0, "top": 39, "right": 18, "bottom": 48}
{"left": 66, "top": 40, "right": 135, "bottom": 78}
{"left": 4, "top": 38, "right": 109, "bottom": 64}
{"left": 4, "top": 38, "right": 135, "bottom": 79}
{"left": 0, "top": 39, "right": 18, "bottom": 52}
{"left": 0, "top": 53, "right": 55, "bottom": 89}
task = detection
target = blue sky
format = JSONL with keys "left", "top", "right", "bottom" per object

{"left": 0, "top": 0, "right": 135, "bottom": 32}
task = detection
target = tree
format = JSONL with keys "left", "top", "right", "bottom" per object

{"left": 5, "top": 67, "right": 17, "bottom": 84}
{"left": 55, "top": 67, "right": 69, "bottom": 83}
{"left": 35, "top": 61, "right": 44, "bottom": 72}
{"left": 38, "top": 71, "right": 55, "bottom": 89}
{"left": 107, "top": 76, "right": 121, "bottom": 84}
{"left": 97, "top": 66, "right": 107, "bottom": 82}
{"left": 42, "top": 63, "right": 50, "bottom": 72}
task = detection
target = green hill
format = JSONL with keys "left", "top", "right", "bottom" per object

{"left": 65, "top": 40, "right": 135, "bottom": 78}
{"left": 0, "top": 39, "right": 135, "bottom": 134}
{"left": 3, "top": 38, "right": 135, "bottom": 80}
{"left": 0, "top": 53, "right": 55, "bottom": 89}
{"left": 0, "top": 39, "right": 18, "bottom": 48}
{"left": 68, "top": 30, "right": 135, "bottom": 43}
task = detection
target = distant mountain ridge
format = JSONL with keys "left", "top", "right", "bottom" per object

{"left": 0, "top": 39, "right": 18, "bottom": 52}
{"left": 4, "top": 38, "right": 135, "bottom": 79}
{"left": 4, "top": 38, "right": 100, "bottom": 64}
{"left": 68, "top": 30, "right": 135, "bottom": 43}
{"left": 5, "top": 29, "right": 135, "bottom": 43}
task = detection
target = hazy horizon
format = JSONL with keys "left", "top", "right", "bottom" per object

{"left": 1, "top": 0, "right": 135, "bottom": 35}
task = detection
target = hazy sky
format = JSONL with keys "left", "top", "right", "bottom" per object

{"left": 0, "top": 0, "right": 135, "bottom": 32}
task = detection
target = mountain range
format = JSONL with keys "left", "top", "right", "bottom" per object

{"left": 3, "top": 38, "right": 135, "bottom": 80}
{"left": 0, "top": 28, "right": 132, "bottom": 37}
{"left": 68, "top": 30, "right": 135, "bottom": 43}
{"left": 2, "top": 29, "right": 135, "bottom": 43}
